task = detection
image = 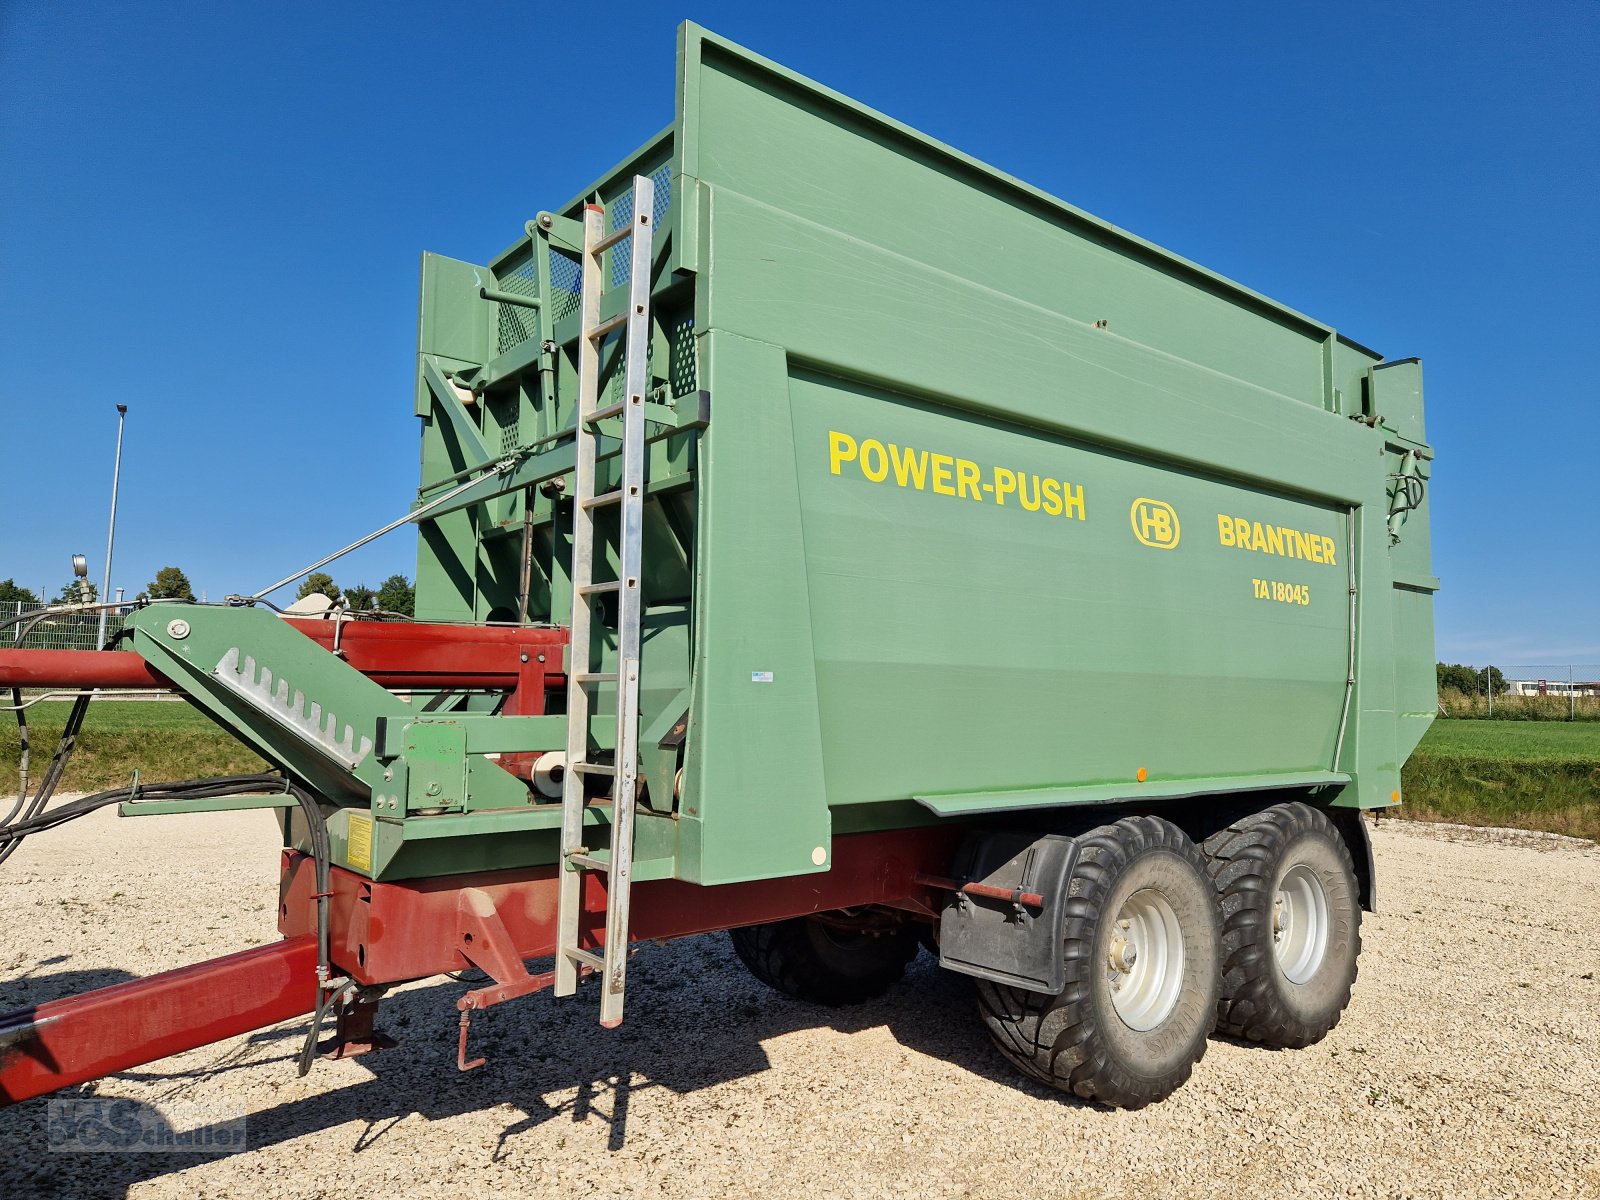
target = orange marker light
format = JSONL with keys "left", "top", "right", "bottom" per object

{"left": 1391, "top": 791, "right": 1401, "bottom": 804}
{"left": 1136, "top": 767, "right": 1148, "bottom": 783}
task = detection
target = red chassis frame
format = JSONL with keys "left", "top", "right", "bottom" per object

{"left": 1, "top": 830, "right": 959, "bottom": 1105}
{"left": 0, "top": 620, "right": 964, "bottom": 1105}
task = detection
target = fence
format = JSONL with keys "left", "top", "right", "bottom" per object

{"left": 1440, "top": 664, "right": 1600, "bottom": 721}
{"left": 2, "top": 599, "right": 126, "bottom": 651}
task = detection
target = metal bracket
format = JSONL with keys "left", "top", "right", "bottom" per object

{"left": 452, "top": 887, "right": 594, "bottom": 1071}
{"left": 533, "top": 211, "right": 583, "bottom": 254}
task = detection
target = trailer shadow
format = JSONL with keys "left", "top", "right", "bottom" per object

{"left": 0, "top": 956, "right": 137, "bottom": 1011}
{"left": 0, "top": 934, "right": 1082, "bottom": 1198}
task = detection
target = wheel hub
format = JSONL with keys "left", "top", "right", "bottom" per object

{"left": 1106, "top": 888, "right": 1185, "bottom": 1031}
{"left": 1273, "top": 863, "right": 1331, "bottom": 984}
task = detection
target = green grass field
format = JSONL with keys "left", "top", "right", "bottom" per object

{"left": 1412, "top": 720, "right": 1600, "bottom": 762}
{"left": 1, "top": 704, "right": 1595, "bottom": 841}
{"left": 0, "top": 701, "right": 265, "bottom": 792}
{"left": 1401, "top": 719, "right": 1600, "bottom": 840}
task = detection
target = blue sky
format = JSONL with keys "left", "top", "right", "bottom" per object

{"left": 1, "top": 2, "right": 1595, "bottom": 664}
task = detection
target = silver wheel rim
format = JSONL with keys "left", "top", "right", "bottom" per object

{"left": 1106, "top": 888, "right": 1185, "bottom": 1031}
{"left": 1274, "top": 863, "right": 1330, "bottom": 984}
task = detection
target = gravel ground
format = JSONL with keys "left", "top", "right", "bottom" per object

{"left": 1, "top": 806, "right": 1597, "bottom": 1200}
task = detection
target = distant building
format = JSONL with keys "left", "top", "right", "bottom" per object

{"left": 1506, "top": 678, "right": 1600, "bottom": 698}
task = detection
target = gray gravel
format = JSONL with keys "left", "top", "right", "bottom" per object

{"left": 1, "top": 806, "right": 1597, "bottom": 1199}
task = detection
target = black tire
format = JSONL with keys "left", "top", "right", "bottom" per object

{"left": 976, "top": 815, "right": 1221, "bottom": 1109}
{"left": 1201, "top": 801, "right": 1361, "bottom": 1047}
{"left": 730, "top": 915, "right": 920, "bottom": 1006}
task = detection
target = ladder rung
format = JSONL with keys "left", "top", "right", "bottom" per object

{"left": 592, "top": 224, "right": 634, "bottom": 254}
{"left": 573, "top": 671, "right": 618, "bottom": 684}
{"left": 565, "top": 947, "right": 605, "bottom": 971}
{"left": 568, "top": 851, "right": 610, "bottom": 872}
{"left": 572, "top": 762, "right": 616, "bottom": 776}
{"left": 586, "top": 312, "right": 628, "bottom": 340}
{"left": 577, "top": 581, "right": 620, "bottom": 597}
{"left": 585, "top": 400, "right": 626, "bottom": 423}
{"left": 582, "top": 489, "right": 624, "bottom": 510}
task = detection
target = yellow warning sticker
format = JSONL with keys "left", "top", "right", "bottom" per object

{"left": 346, "top": 814, "right": 373, "bottom": 873}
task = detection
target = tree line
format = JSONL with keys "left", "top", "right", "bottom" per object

{"left": 0, "top": 568, "right": 414, "bottom": 617}
{"left": 1437, "top": 662, "right": 1508, "bottom": 696}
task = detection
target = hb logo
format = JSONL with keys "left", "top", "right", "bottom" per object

{"left": 1130, "top": 498, "right": 1181, "bottom": 549}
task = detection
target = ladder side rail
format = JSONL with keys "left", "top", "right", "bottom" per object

{"left": 554, "top": 202, "right": 609, "bottom": 998}
{"left": 598, "top": 175, "right": 655, "bottom": 1025}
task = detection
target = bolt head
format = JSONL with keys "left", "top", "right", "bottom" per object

{"left": 166, "top": 618, "right": 190, "bottom": 640}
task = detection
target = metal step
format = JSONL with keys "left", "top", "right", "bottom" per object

{"left": 585, "top": 400, "right": 627, "bottom": 423}
{"left": 587, "top": 311, "right": 628, "bottom": 340}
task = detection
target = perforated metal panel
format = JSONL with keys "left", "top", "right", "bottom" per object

{"left": 489, "top": 392, "right": 521, "bottom": 453}
{"left": 608, "top": 164, "right": 674, "bottom": 287}
{"left": 494, "top": 258, "right": 540, "bottom": 354}
{"left": 670, "top": 316, "right": 697, "bottom": 397}
{"left": 549, "top": 250, "right": 581, "bottom": 322}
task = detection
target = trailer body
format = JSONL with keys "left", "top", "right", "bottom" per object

{"left": 391, "top": 23, "right": 1434, "bottom": 889}
{"left": 0, "top": 23, "right": 1434, "bottom": 1108}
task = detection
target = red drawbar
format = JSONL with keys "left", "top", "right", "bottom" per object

{"left": 0, "top": 935, "right": 319, "bottom": 1106}
{"left": 278, "top": 826, "right": 962, "bottom": 986}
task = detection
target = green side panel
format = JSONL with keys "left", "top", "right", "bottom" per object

{"left": 674, "top": 23, "right": 1432, "bottom": 831}
{"left": 677, "top": 331, "right": 831, "bottom": 883}
{"left": 785, "top": 370, "right": 1353, "bottom": 804}
{"left": 1374, "top": 359, "right": 1438, "bottom": 769}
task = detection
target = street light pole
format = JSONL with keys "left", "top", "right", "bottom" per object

{"left": 97, "top": 404, "right": 128, "bottom": 649}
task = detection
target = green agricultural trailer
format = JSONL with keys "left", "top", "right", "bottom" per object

{"left": 0, "top": 23, "right": 1435, "bottom": 1110}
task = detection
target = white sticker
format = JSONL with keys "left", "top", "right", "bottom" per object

{"left": 751, "top": 670, "right": 774, "bottom": 683}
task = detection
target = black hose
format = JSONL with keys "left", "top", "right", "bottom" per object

{"left": 2, "top": 687, "right": 27, "bottom": 829}
{"left": 0, "top": 691, "right": 90, "bottom": 868}
{"left": 0, "top": 766, "right": 337, "bottom": 1077}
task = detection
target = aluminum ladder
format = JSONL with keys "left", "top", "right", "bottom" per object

{"left": 553, "top": 174, "right": 656, "bottom": 1027}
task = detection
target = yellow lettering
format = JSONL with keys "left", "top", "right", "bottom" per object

{"left": 1041, "top": 478, "right": 1063, "bottom": 516}
{"left": 1233, "top": 516, "right": 1251, "bottom": 546}
{"left": 1322, "top": 535, "right": 1336, "bottom": 565}
{"left": 859, "top": 439, "right": 889, "bottom": 483}
{"left": 930, "top": 453, "right": 956, "bottom": 495}
{"left": 1306, "top": 533, "right": 1324, "bottom": 564}
{"left": 888, "top": 443, "right": 928, "bottom": 490}
{"left": 828, "top": 431, "right": 857, "bottom": 475}
{"left": 956, "top": 458, "right": 981, "bottom": 501}
{"left": 1218, "top": 513, "right": 1235, "bottom": 547}
{"left": 1062, "top": 482, "right": 1085, "bottom": 520}
{"left": 1017, "top": 473, "right": 1042, "bottom": 512}
{"left": 992, "top": 466, "right": 1016, "bottom": 505}
{"left": 1250, "top": 522, "right": 1268, "bottom": 553}
{"left": 1291, "top": 530, "right": 1311, "bottom": 560}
